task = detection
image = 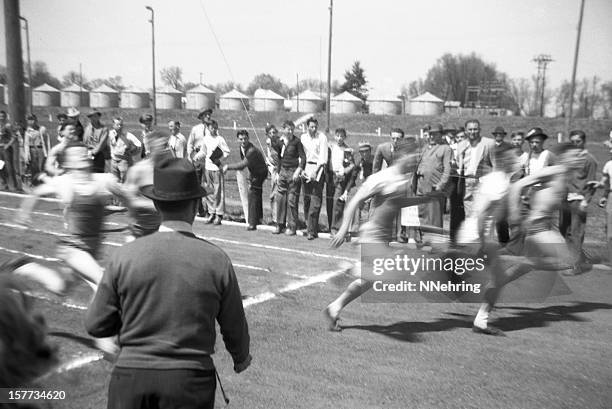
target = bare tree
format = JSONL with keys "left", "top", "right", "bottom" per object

{"left": 160, "top": 66, "right": 183, "bottom": 91}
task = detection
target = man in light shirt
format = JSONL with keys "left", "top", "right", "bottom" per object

{"left": 193, "top": 119, "right": 230, "bottom": 225}
{"left": 300, "top": 117, "right": 328, "bottom": 240}
{"left": 329, "top": 128, "right": 356, "bottom": 234}
{"left": 108, "top": 117, "right": 142, "bottom": 184}
{"left": 168, "top": 120, "right": 187, "bottom": 158}
{"left": 23, "top": 114, "right": 51, "bottom": 179}
{"left": 187, "top": 109, "right": 213, "bottom": 217}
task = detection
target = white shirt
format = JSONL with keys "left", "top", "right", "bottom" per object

{"left": 186, "top": 124, "right": 211, "bottom": 160}
{"left": 168, "top": 132, "right": 187, "bottom": 158}
{"left": 330, "top": 143, "right": 352, "bottom": 175}
{"left": 201, "top": 134, "right": 230, "bottom": 171}
{"left": 300, "top": 131, "right": 328, "bottom": 177}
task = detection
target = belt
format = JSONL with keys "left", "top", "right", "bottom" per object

{"left": 307, "top": 161, "right": 317, "bottom": 165}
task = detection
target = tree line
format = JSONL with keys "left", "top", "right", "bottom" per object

{"left": 1, "top": 53, "right": 611, "bottom": 119}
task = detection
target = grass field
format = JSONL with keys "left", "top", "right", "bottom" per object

{"left": 0, "top": 182, "right": 611, "bottom": 408}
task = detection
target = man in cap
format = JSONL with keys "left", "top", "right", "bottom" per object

{"left": 86, "top": 157, "right": 251, "bottom": 408}
{"left": 83, "top": 110, "right": 109, "bottom": 173}
{"left": 187, "top": 108, "right": 214, "bottom": 217}
{"left": 559, "top": 129, "right": 598, "bottom": 275}
{"left": 523, "top": 127, "right": 554, "bottom": 176}
{"left": 55, "top": 112, "right": 68, "bottom": 142}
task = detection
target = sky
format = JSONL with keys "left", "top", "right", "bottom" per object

{"left": 1, "top": 0, "right": 611, "bottom": 96}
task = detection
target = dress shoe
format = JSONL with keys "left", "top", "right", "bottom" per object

{"left": 205, "top": 214, "right": 216, "bottom": 224}
{"left": 213, "top": 215, "right": 223, "bottom": 225}
{"left": 307, "top": 233, "right": 316, "bottom": 240}
{"left": 246, "top": 225, "right": 256, "bottom": 231}
{"left": 272, "top": 225, "right": 283, "bottom": 234}
{"left": 472, "top": 325, "right": 506, "bottom": 336}
{"left": 285, "top": 228, "right": 296, "bottom": 236}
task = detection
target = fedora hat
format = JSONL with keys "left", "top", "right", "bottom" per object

{"left": 197, "top": 108, "right": 213, "bottom": 120}
{"left": 139, "top": 113, "right": 153, "bottom": 124}
{"left": 492, "top": 126, "right": 507, "bottom": 135}
{"left": 525, "top": 127, "right": 548, "bottom": 141}
{"left": 66, "top": 107, "right": 80, "bottom": 118}
{"left": 140, "top": 158, "right": 207, "bottom": 201}
{"left": 86, "top": 110, "right": 102, "bottom": 118}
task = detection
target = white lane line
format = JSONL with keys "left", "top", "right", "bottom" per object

{"left": 0, "top": 244, "right": 60, "bottom": 262}
{"left": 0, "top": 190, "right": 62, "bottom": 203}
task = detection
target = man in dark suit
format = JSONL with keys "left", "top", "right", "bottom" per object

{"left": 415, "top": 128, "right": 452, "bottom": 227}
{"left": 224, "top": 130, "right": 268, "bottom": 230}
{"left": 87, "top": 158, "right": 251, "bottom": 409}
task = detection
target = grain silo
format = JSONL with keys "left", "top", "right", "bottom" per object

{"left": 4, "top": 83, "right": 31, "bottom": 107}
{"left": 252, "top": 88, "right": 285, "bottom": 112}
{"left": 90, "top": 84, "right": 119, "bottom": 108}
{"left": 220, "top": 89, "right": 250, "bottom": 111}
{"left": 61, "top": 83, "right": 89, "bottom": 107}
{"left": 408, "top": 92, "right": 444, "bottom": 116}
{"left": 33, "top": 83, "right": 61, "bottom": 107}
{"left": 291, "top": 90, "right": 323, "bottom": 113}
{"left": 330, "top": 91, "right": 363, "bottom": 114}
{"left": 367, "top": 92, "right": 402, "bottom": 115}
{"left": 155, "top": 86, "right": 182, "bottom": 110}
{"left": 120, "top": 86, "right": 150, "bottom": 109}
{"left": 185, "top": 84, "right": 216, "bottom": 110}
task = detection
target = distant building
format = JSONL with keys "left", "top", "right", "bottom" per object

{"left": 444, "top": 100, "right": 461, "bottom": 115}
{"left": 252, "top": 88, "right": 285, "bottom": 112}
{"left": 368, "top": 92, "right": 402, "bottom": 115}
{"left": 61, "top": 83, "right": 89, "bottom": 107}
{"left": 90, "top": 84, "right": 119, "bottom": 108}
{"left": 156, "top": 86, "right": 182, "bottom": 110}
{"left": 331, "top": 91, "right": 363, "bottom": 114}
{"left": 185, "top": 84, "right": 216, "bottom": 111}
{"left": 409, "top": 92, "right": 444, "bottom": 115}
{"left": 220, "top": 89, "right": 250, "bottom": 111}
{"left": 291, "top": 90, "right": 324, "bottom": 113}
{"left": 464, "top": 81, "right": 506, "bottom": 108}
{"left": 120, "top": 86, "right": 150, "bottom": 109}
{"left": 33, "top": 83, "right": 61, "bottom": 107}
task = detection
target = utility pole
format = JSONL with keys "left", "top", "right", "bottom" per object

{"left": 532, "top": 54, "right": 553, "bottom": 117}
{"left": 199, "top": 72, "right": 203, "bottom": 85}
{"left": 19, "top": 16, "right": 32, "bottom": 113}
{"left": 296, "top": 73, "right": 300, "bottom": 113}
{"left": 565, "top": 0, "right": 585, "bottom": 136}
{"left": 146, "top": 6, "right": 157, "bottom": 125}
{"left": 326, "top": 0, "right": 333, "bottom": 133}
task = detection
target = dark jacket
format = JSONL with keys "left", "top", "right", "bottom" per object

{"left": 278, "top": 137, "right": 306, "bottom": 171}
{"left": 226, "top": 141, "right": 268, "bottom": 176}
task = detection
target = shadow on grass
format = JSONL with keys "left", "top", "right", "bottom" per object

{"left": 341, "top": 302, "right": 612, "bottom": 342}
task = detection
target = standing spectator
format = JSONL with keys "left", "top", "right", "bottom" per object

{"left": 0, "top": 110, "right": 19, "bottom": 191}
{"left": 55, "top": 112, "right": 68, "bottom": 142}
{"left": 457, "top": 119, "right": 495, "bottom": 220}
{"left": 492, "top": 126, "right": 512, "bottom": 244}
{"left": 510, "top": 131, "right": 528, "bottom": 167}
{"left": 66, "top": 107, "right": 84, "bottom": 141}
{"left": 45, "top": 122, "right": 79, "bottom": 176}
{"left": 587, "top": 145, "right": 612, "bottom": 266}
{"left": 348, "top": 141, "right": 374, "bottom": 236}
{"left": 86, "top": 157, "right": 251, "bottom": 409}
{"left": 265, "top": 124, "right": 282, "bottom": 227}
{"left": 168, "top": 120, "right": 187, "bottom": 158}
{"left": 23, "top": 114, "right": 51, "bottom": 180}
{"left": 373, "top": 128, "right": 409, "bottom": 242}
{"left": 187, "top": 109, "right": 212, "bottom": 217}
{"left": 524, "top": 128, "right": 554, "bottom": 176}
{"left": 415, "top": 127, "right": 452, "bottom": 228}
{"left": 300, "top": 117, "right": 328, "bottom": 240}
{"left": 83, "top": 110, "right": 109, "bottom": 173}
{"left": 223, "top": 130, "right": 268, "bottom": 230}
{"left": 560, "top": 129, "right": 598, "bottom": 275}
{"left": 196, "top": 119, "right": 230, "bottom": 225}
{"left": 273, "top": 120, "right": 305, "bottom": 235}
{"left": 139, "top": 114, "right": 154, "bottom": 158}
{"left": 329, "top": 128, "right": 356, "bottom": 234}
{"left": 448, "top": 126, "right": 467, "bottom": 244}
{"left": 108, "top": 117, "right": 142, "bottom": 184}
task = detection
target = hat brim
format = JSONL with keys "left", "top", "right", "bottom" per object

{"left": 525, "top": 133, "right": 548, "bottom": 141}
{"left": 87, "top": 112, "right": 101, "bottom": 117}
{"left": 492, "top": 132, "right": 507, "bottom": 136}
{"left": 140, "top": 184, "right": 207, "bottom": 202}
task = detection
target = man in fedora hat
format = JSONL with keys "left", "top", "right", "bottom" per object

{"left": 86, "top": 157, "right": 251, "bottom": 408}
{"left": 83, "top": 110, "right": 109, "bottom": 173}
{"left": 66, "top": 107, "right": 84, "bottom": 140}
{"left": 187, "top": 109, "right": 214, "bottom": 217}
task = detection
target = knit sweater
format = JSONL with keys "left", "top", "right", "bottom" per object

{"left": 86, "top": 230, "right": 250, "bottom": 370}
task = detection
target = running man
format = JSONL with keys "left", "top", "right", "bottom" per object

{"left": 472, "top": 142, "right": 584, "bottom": 335}
{"left": 325, "top": 139, "right": 439, "bottom": 331}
